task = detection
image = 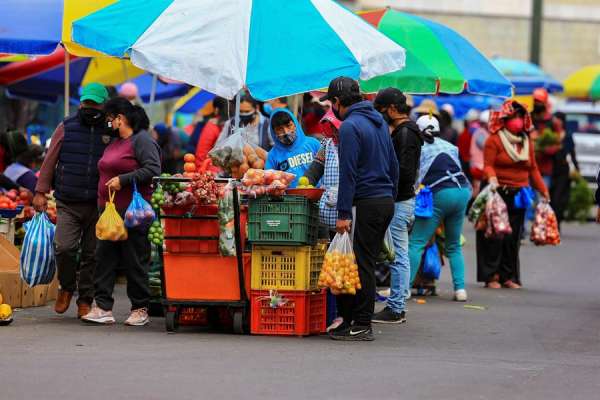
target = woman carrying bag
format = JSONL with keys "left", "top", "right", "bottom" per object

{"left": 408, "top": 115, "right": 471, "bottom": 302}
{"left": 477, "top": 100, "right": 548, "bottom": 289}
{"left": 82, "top": 97, "right": 161, "bottom": 326}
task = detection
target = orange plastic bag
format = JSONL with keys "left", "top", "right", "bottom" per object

{"left": 96, "top": 188, "right": 128, "bottom": 241}
{"left": 530, "top": 200, "right": 560, "bottom": 246}
{"left": 318, "top": 232, "right": 361, "bottom": 295}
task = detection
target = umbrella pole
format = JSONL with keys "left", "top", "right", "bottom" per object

{"left": 64, "top": 52, "right": 70, "bottom": 117}
{"left": 234, "top": 91, "right": 241, "bottom": 131}
{"left": 149, "top": 73, "right": 158, "bottom": 120}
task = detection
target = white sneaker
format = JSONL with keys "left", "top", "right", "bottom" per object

{"left": 124, "top": 308, "right": 150, "bottom": 326}
{"left": 454, "top": 289, "right": 468, "bottom": 302}
{"left": 82, "top": 306, "right": 116, "bottom": 324}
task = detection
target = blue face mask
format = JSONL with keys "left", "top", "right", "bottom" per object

{"left": 263, "top": 103, "right": 273, "bottom": 116}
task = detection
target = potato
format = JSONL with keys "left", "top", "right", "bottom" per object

{"left": 254, "top": 147, "right": 268, "bottom": 160}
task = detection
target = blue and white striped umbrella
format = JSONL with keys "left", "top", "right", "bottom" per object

{"left": 72, "top": 0, "right": 406, "bottom": 100}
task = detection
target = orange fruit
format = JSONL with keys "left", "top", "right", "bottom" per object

{"left": 184, "top": 153, "right": 196, "bottom": 163}
{"left": 184, "top": 162, "right": 196, "bottom": 173}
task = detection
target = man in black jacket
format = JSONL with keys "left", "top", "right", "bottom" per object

{"left": 372, "top": 88, "right": 424, "bottom": 324}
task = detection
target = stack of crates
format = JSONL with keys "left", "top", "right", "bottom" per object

{"left": 248, "top": 195, "right": 327, "bottom": 336}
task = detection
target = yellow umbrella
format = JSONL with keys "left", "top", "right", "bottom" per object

{"left": 564, "top": 65, "right": 600, "bottom": 100}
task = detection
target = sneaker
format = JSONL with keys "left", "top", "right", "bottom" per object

{"left": 330, "top": 325, "right": 374, "bottom": 341}
{"left": 326, "top": 317, "right": 345, "bottom": 332}
{"left": 124, "top": 308, "right": 149, "bottom": 326}
{"left": 82, "top": 306, "right": 115, "bottom": 324}
{"left": 454, "top": 289, "right": 468, "bottom": 302}
{"left": 372, "top": 307, "right": 406, "bottom": 324}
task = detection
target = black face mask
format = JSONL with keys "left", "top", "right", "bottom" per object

{"left": 239, "top": 112, "right": 256, "bottom": 126}
{"left": 80, "top": 107, "right": 105, "bottom": 126}
{"left": 381, "top": 109, "right": 393, "bottom": 125}
{"left": 533, "top": 103, "right": 546, "bottom": 114}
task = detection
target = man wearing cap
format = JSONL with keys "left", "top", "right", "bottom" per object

{"left": 372, "top": 88, "right": 424, "bottom": 324}
{"left": 320, "top": 77, "right": 398, "bottom": 341}
{"left": 33, "top": 83, "right": 112, "bottom": 318}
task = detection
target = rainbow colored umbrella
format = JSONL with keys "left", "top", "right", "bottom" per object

{"left": 359, "top": 8, "right": 512, "bottom": 97}
{"left": 491, "top": 57, "right": 563, "bottom": 95}
{"left": 0, "top": 0, "right": 116, "bottom": 56}
{"left": 563, "top": 65, "right": 600, "bottom": 100}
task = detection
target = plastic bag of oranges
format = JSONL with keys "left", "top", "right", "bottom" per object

{"left": 318, "top": 232, "right": 361, "bottom": 295}
{"left": 96, "top": 188, "right": 128, "bottom": 241}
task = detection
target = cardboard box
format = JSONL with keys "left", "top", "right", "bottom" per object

{"left": 0, "top": 235, "right": 20, "bottom": 271}
{"left": 0, "top": 270, "right": 22, "bottom": 307}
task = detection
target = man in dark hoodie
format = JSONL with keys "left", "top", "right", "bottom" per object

{"left": 372, "top": 88, "right": 423, "bottom": 324}
{"left": 320, "top": 77, "right": 398, "bottom": 341}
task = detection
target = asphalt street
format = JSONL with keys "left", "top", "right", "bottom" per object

{"left": 1, "top": 223, "right": 599, "bottom": 400}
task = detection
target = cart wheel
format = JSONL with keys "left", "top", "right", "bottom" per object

{"left": 165, "top": 310, "right": 179, "bottom": 333}
{"left": 232, "top": 310, "right": 245, "bottom": 334}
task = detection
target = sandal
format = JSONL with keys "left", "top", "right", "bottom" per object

{"left": 503, "top": 280, "right": 521, "bottom": 289}
{"left": 485, "top": 281, "right": 501, "bottom": 289}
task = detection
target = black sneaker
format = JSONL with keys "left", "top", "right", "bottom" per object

{"left": 372, "top": 307, "right": 406, "bottom": 324}
{"left": 329, "top": 325, "right": 374, "bottom": 341}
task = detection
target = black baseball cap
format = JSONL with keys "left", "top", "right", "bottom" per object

{"left": 319, "top": 77, "right": 360, "bottom": 102}
{"left": 374, "top": 87, "right": 407, "bottom": 109}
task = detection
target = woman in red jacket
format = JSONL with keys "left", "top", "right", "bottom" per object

{"left": 476, "top": 100, "right": 548, "bottom": 289}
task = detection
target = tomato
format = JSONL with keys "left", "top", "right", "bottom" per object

{"left": 183, "top": 162, "right": 196, "bottom": 173}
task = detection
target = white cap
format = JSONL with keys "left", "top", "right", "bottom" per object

{"left": 441, "top": 103, "right": 455, "bottom": 117}
{"left": 416, "top": 115, "right": 440, "bottom": 134}
{"left": 465, "top": 109, "right": 480, "bottom": 122}
{"left": 479, "top": 110, "right": 490, "bottom": 124}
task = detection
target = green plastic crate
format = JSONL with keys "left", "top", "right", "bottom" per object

{"left": 248, "top": 195, "right": 319, "bottom": 245}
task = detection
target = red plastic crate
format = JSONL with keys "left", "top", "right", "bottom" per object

{"left": 163, "top": 205, "right": 247, "bottom": 254}
{"left": 250, "top": 290, "right": 326, "bottom": 336}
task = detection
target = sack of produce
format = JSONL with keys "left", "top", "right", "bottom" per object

{"left": 318, "top": 232, "right": 361, "bottom": 295}
{"left": 96, "top": 188, "right": 128, "bottom": 241}
{"left": 468, "top": 185, "right": 491, "bottom": 225}
{"left": 377, "top": 227, "right": 395, "bottom": 263}
{"left": 422, "top": 243, "right": 441, "bottom": 280}
{"left": 209, "top": 132, "right": 268, "bottom": 179}
{"left": 217, "top": 183, "right": 237, "bottom": 256}
{"left": 531, "top": 200, "right": 560, "bottom": 246}
{"left": 239, "top": 168, "right": 295, "bottom": 198}
{"left": 20, "top": 212, "right": 56, "bottom": 286}
{"left": 484, "top": 191, "right": 512, "bottom": 239}
{"left": 124, "top": 181, "right": 156, "bottom": 229}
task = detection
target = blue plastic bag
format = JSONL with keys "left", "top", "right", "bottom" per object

{"left": 124, "top": 181, "right": 156, "bottom": 229}
{"left": 514, "top": 187, "right": 535, "bottom": 209}
{"left": 422, "top": 243, "right": 441, "bottom": 280}
{"left": 415, "top": 186, "right": 434, "bottom": 218}
{"left": 20, "top": 212, "right": 56, "bottom": 286}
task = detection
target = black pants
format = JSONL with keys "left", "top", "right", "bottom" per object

{"left": 54, "top": 200, "right": 98, "bottom": 304}
{"left": 94, "top": 228, "right": 151, "bottom": 311}
{"left": 550, "top": 163, "right": 570, "bottom": 227}
{"left": 336, "top": 197, "right": 394, "bottom": 326}
{"left": 476, "top": 188, "right": 525, "bottom": 284}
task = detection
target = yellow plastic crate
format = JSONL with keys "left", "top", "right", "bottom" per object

{"left": 251, "top": 242, "right": 327, "bottom": 291}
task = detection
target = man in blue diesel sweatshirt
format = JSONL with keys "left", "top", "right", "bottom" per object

{"left": 320, "top": 77, "right": 398, "bottom": 341}
{"left": 265, "top": 108, "right": 321, "bottom": 188}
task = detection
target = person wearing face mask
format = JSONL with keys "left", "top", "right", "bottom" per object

{"left": 531, "top": 88, "right": 560, "bottom": 187}
{"left": 265, "top": 108, "right": 320, "bottom": 188}
{"left": 214, "top": 94, "right": 274, "bottom": 151}
{"left": 82, "top": 97, "right": 160, "bottom": 326}
{"left": 319, "top": 77, "right": 398, "bottom": 341}
{"left": 371, "top": 87, "right": 423, "bottom": 324}
{"left": 477, "top": 100, "right": 548, "bottom": 290}
{"left": 32, "top": 83, "right": 112, "bottom": 319}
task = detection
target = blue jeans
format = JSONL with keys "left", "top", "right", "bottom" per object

{"left": 387, "top": 199, "right": 415, "bottom": 313}
{"left": 409, "top": 188, "right": 471, "bottom": 291}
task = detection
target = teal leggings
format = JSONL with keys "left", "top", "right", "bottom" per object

{"left": 409, "top": 187, "right": 471, "bottom": 290}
